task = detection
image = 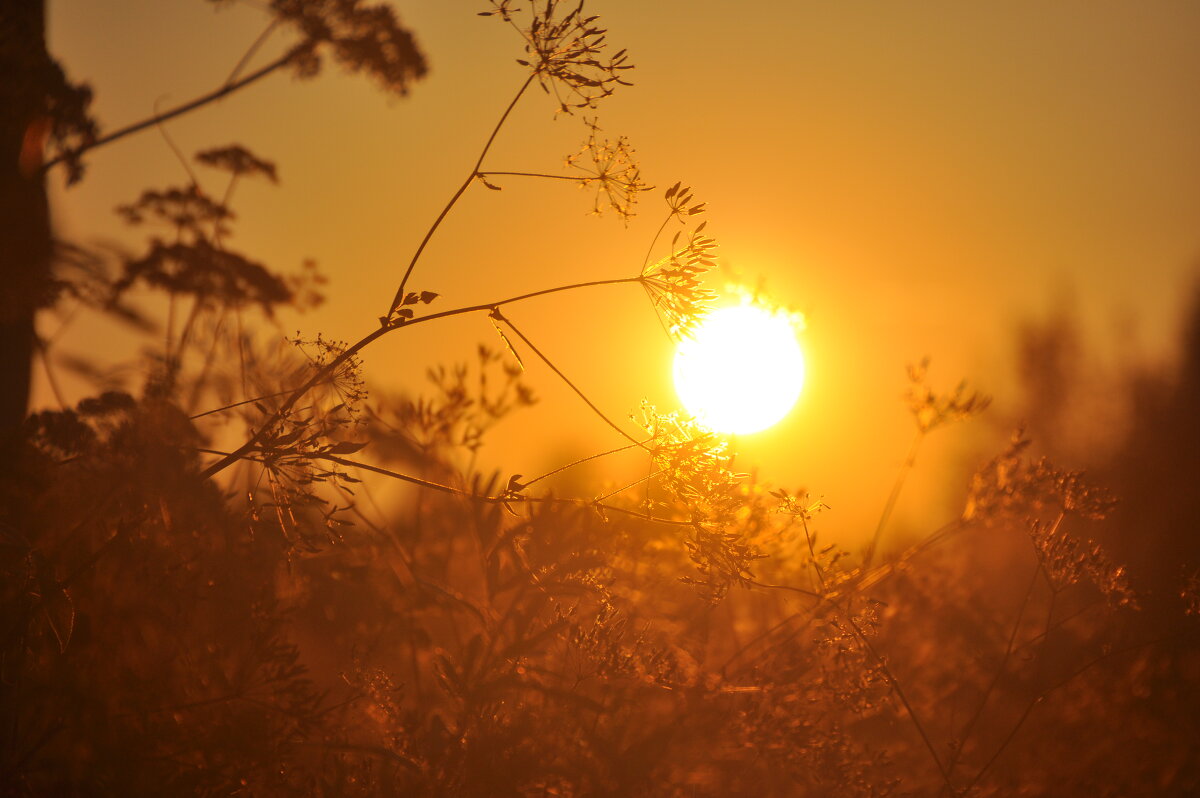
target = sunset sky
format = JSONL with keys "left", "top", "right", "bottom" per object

{"left": 42, "top": 1, "right": 1200, "bottom": 539}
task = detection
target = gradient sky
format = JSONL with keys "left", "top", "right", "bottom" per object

{"left": 42, "top": 1, "right": 1200, "bottom": 539}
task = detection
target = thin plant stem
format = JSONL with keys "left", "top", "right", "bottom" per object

{"left": 35, "top": 338, "right": 67, "bottom": 411}
{"left": 592, "top": 470, "right": 661, "bottom": 503}
{"left": 388, "top": 72, "right": 538, "bottom": 315}
{"left": 43, "top": 49, "right": 299, "bottom": 174}
{"left": 496, "top": 312, "right": 648, "bottom": 448}
{"left": 799, "top": 513, "right": 826, "bottom": 593}
{"left": 522, "top": 439, "right": 647, "bottom": 488}
{"left": 477, "top": 171, "right": 583, "bottom": 181}
{"left": 495, "top": 311, "right": 643, "bottom": 447}
{"left": 845, "top": 613, "right": 954, "bottom": 791}
{"left": 941, "top": 563, "right": 1042, "bottom": 793}
{"left": 956, "top": 634, "right": 1173, "bottom": 796}
{"left": 748, "top": 579, "right": 822, "bottom": 600}
{"left": 186, "top": 307, "right": 228, "bottom": 413}
{"left": 200, "top": 275, "right": 641, "bottom": 479}
{"left": 641, "top": 210, "right": 673, "bottom": 273}
{"left": 225, "top": 18, "right": 282, "bottom": 86}
{"left": 197, "top": 447, "right": 697, "bottom": 527}
{"left": 189, "top": 386, "right": 313, "bottom": 420}
{"left": 864, "top": 429, "right": 925, "bottom": 568}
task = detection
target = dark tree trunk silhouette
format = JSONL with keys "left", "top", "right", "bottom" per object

{"left": 0, "top": 0, "right": 51, "bottom": 434}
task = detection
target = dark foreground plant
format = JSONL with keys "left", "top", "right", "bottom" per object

{"left": 2, "top": 2, "right": 1197, "bottom": 796}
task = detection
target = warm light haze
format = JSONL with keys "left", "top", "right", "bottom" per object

{"left": 673, "top": 304, "right": 805, "bottom": 434}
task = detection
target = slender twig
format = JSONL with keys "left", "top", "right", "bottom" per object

{"left": 185, "top": 307, "right": 228, "bottom": 413}
{"left": 522, "top": 439, "right": 647, "bottom": 488}
{"left": 748, "top": 579, "right": 822, "bottom": 600}
{"left": 592, "top": 470, "right": 661, "bottom": 503}
{"left": 799, "top": 512, "right": 826, "bottom": 593}
{"left": 197, "top": 448, "right": 697, "bottom": 527}
{"left": 641, "top": 210, "right": 673, "bottom": 273}
{"left": 956, "top": 633, "right": 1178, "bottom": 795}
{"left": 152, "top": 101, "right": 201, "bottom": 189}
{"left": 477, "top": 170, "right": 583, "bottom": 181}
{"left": 189, "top": 387, "right": 312, "bottom": 420}
{"left": 388, "top": 72, "right": 538, "bottom": 315}
{"left": 225, "top": 18, "right": 282, "bottom": 86}
{"left": 35, "top": 338, "right": 68, "bottom": 410}
{"left": 864, "top": 429, "right": 924, "bottom": 568}
{"left": 43, "top": 48, "right": 300, "bottom": 174}
{"left": 200, "top": 275, "right": 640, "bottom": 479}
{"left": 846, "top": 613, "right": 954, "bottom": 791}
{"left": 494, "top": 311, "right": 643, "bottom": 446}
{"left": 941, "top": 563, "right": 1042, "bottom": 793}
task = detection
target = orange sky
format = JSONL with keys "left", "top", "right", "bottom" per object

{"left": 41, "top": 1, "right": 1200, "bottom": 541}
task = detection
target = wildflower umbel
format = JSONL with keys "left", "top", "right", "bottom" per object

{"left": 483, "top": 0, "right": 634, "bottom": 114}
{"left": 565, "top": 118, "right": 648, "bottom": 220}
{"left": 635, "top": 404, "right": 760, "bottom": 600}
{"left": 640, "top": 185, "right": 717, "bottom": 340}
{"left": 905, "top": 357, "right": 990, "bottom": 433}
{"left": 963, "top": 430, "right": 1118, "bottom": 523}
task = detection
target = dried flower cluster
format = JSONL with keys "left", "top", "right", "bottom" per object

{"left": 564, "top": 118, "right": 648, "bottom": 220}
{"left": 1029, "top": 517, "right": 1136, "bottom": 607}
{"left": 640, "top": 188, "right": 717, "bottom": 340}
{"left": 905, "top": 357, "right": 990, "bottom": 433}
{"left": 964, "top": 431, "right": 1118, "bottom": 523}
{"left": 483, "top": 0, "right": 633, "bottom": 113}
{"left": 266, "top": 0, "right": 427, "bottom": 95}
{"left": 9, "top": 2, "right": 1193, "bottom": 795}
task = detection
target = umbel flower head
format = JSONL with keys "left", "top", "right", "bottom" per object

{"left": 482, "top": 0, "right": 633, "bottom": 113}
{"left": 641, "top": 222, "right": 717, "bottom": 340}
{"left": 565, "top": 118, "right": 648, "bottom": 220}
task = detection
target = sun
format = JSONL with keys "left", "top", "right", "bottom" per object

{"left": 673, "top": 303, "right": 805, "bottom": 434}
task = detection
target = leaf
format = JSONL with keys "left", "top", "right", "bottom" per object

{"left": 403, "top": 292, "right": 419, "bottom": 305}
{"left": 327, "top": 440, "right": 367, "bottom": 455}
{"left": 419, "top": 291, "right": 439, "bottom": 304}
{"left": 489, "top": 317, "right": 525, "bottom": 371}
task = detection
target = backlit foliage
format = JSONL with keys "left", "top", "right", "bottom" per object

{"left": 4, "top": 2, "right": 1197, "bottom": 796}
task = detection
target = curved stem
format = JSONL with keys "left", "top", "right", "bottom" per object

{"left": 846, "top": 613, "right": 953, "bottom": 791}
{"left": 225, "top": 19, "right": 282, "bottom": 86}
{"left": 388, "top": 72, "right": 538, "bottom": 315}
{"left": 864, "top": 429, "right": 924, "bottom": 568}
{"left": 197, "top": 448, "right": 696, "bottom": 527}
{"left": 941, "top": 563, "right": 1042, "bottom": 794}
{"left": 199, "top": 275, "right": 641, "bottom": 479}
{"left": 478, "top": 171, "right": 583, "bottom": 181}
{"left": 641, "top": 210, "right": 673, "bottom": 273}
{"left": 593, "top": 469, "right": 661, "bottom": 503}
{"left": 522, "top": 439, "right": 646, "bottom": 488}
{"left": 494, "top": 311, "right": 643, "bottom": 447}
{"left": 43, "top": 48, "right": 298, "bottom": 174}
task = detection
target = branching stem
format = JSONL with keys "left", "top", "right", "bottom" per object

{"left": 388, "top": 72, "right": 538, "bottom": 315}
{"left": 43, "top": 48, "right": 300, "bottom": 174}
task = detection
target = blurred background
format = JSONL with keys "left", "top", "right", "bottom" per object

{"left": 38, "top": 0, "right": 1200, "bottom": 556}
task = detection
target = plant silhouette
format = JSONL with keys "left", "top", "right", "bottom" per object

{"left": 1, "top": 2, "right": 1196, "bottom": 795}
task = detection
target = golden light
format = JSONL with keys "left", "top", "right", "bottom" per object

{"left": 673, "top": 303, "right": 805, "bottom": 434}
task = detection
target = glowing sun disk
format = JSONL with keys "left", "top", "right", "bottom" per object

{"left": 673, "top": 304, "right": 805, "bottom": 434}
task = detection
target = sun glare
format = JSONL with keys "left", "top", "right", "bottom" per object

{"left": 673, "top": 303, "right": 805, "bottom": 434}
